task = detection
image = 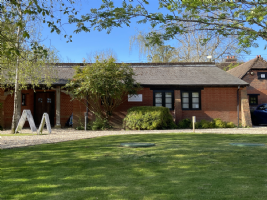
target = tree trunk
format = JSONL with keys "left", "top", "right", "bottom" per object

{"left": 10, "top": 2, "right": 21, "bottom": 134}
{"left": 10, "top": 35, "right": 20, "bottom": 134}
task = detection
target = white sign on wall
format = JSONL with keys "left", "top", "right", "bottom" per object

{"left": 15, "top": 110, "right": 37, "bottom": 133}
{"left": 128, "top": 94, "right": 143, "bottom": 102}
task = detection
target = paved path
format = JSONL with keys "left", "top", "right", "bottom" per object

{"left": 1, "top": 127, "right": 267, "bottom": 149}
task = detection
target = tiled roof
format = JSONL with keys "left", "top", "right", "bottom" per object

{"left": 227, "top": 57, "right": 267, "bottom": 79}
{"left": 52, "top": 62, "right": 248, "bottom": 86}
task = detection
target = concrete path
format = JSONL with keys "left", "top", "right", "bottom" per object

{"left": 1, "top": 127, "right": 267, "bottom": 149}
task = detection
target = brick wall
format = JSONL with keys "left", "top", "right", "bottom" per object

{"left": 72, "top": 88, "right": 153, "bottom": 128}
{"left": 4, "top": 92, "right": 14, "bottom": 128}
{"left": 73, "top": 87, "right": 241, "bottom": 128}
{"left": 60, "top": 92, "right": 73, "bottom": 127}
{"left": 243, "top": 70, "right": 267, "bottom": 110}
{"left": 181, "top": 87, "right": 239, "bottom": 125}
{"left": 1, "top": 88, "right": 73, "bottom": 129}
{"left": 0, "top": 89, "right": 5, "bottom": 128}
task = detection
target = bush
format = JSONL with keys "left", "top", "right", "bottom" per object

{"left": 177, "top": 119, "right": 192, "bottom": 129}
{"left": 75, "top": 116, "right": 92, "bottom": 130}
{"left": 123, "top": 106, "right": 177, "bottom": 130}
{"left": 91, "top": 117, "right": 111, "bottom": 130}
{"left": 177, "top": 118, "right": 236, "bottom": 129}
{"left": 213, "top": 118, "right": 226, "bottom": 128}
{"left": 226, "top": 122, "right": 235, "bottom": 128}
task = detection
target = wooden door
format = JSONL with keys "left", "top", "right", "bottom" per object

{"left": 34, "top": 92, "right": 55, "bottom": 126}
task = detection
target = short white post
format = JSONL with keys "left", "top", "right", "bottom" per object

{"left": 84, "top": 112, "right": 87, "bottom": 131}
{"left": 192, "top": 116, "right": 196, "bottom": 133}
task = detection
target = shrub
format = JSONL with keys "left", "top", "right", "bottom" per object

{"left": 92, "top": 117, "right": 111, "bottom": 130}
{"left": 213, "top": 118, "right": 227, "bottom": 128}
{"left": 75, "top": 116, "right": 91, "bottom": 130}
{"left": 177, "top": 118, "right": 192, "bottom": 129}
{"left": 123, "top": 106, "right": 177, "bottom": 130}
{"left": 226, "top": 122, "right": 235, "bottom": 128}
{"left": 177, "top": 118, "right": 236, "bottom": 129}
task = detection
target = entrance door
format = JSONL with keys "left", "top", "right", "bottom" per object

{"left": 34, "top": 92, "right": 55, "bottom": 126}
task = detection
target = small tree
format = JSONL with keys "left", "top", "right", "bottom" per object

{"left": 64, "top": 57, "right": 141, "bottom": 125}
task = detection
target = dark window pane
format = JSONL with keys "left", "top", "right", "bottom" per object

{"left": 183, "top": 103, "right": 189, "bottom": 109}
{"left": 166, "top": 104, "right": 172, "bottom": 109}
{"left": 182, "top": 92, "right": 189, "bottom": 97}
{"left": 192, "top": 92, "right": 199, "bottom": 97}
{"left": 165, "top": 98, "right": 172, "bottom": 104}
{"left": 192, "top": 98, "right": 199, "bottom": 103}
{"left": 192, "top": 103, "right": 199, "bottom": 109}
{"left": 155, "top": 93, "right": 162, "bottom": 98}
{"left": 182, "top": 97, "right": 189, "bottom": 103}
{"left": 155, "top": 98, "right": 162, "bottom": 103}
{"left": 165, "top": 92, "right": 172, "bottom": 98}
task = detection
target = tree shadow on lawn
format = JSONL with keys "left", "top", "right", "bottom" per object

{"left": 1, "top": 133, "right": 267, "bottom": 200}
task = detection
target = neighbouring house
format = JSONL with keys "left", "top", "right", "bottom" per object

{"left": 227, "top": 55, "right": 267, "bottom": 111}
{"left": 0, "top": 62, "right": 252, "bottom": 129}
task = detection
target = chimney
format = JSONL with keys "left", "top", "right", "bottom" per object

{"left": 225, "top": 55, "right": 237, "bottom": 63}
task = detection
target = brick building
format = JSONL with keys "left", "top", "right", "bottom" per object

{"left": 227, "top": 56, "right": 267, "bottom": 111}
{"left": 0, "top": 62, "right": 252, "bottom": 129}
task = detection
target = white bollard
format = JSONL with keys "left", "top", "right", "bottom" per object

{"left": 85, "top": 112, "right": 87, "bottom": 131}
{"left": 192, "top": 116, "right": 196, "bottom": 133}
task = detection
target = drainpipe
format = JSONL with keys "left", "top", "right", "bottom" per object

{"left": 237, "top": 86, "right": 240, "bottom": 128}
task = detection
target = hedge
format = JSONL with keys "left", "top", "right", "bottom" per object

{"left": 123, "top": 106, "right": 177, "bottom": 130}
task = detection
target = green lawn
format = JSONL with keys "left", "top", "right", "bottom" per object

{"left": 1, "top": 133, "right": 267, "bottom": 200}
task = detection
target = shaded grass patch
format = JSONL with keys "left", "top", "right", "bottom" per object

{"left": 1, "top": 133, "right": 267, "bottom": 200}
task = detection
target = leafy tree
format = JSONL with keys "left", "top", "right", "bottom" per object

{"left": 64, "top": 57, "right": 141, "bottom": 125}
{"left": 69, "top": 0, "right": 267, "bottom": 49}
{"left": 0, "top": 0, "right": 69, "bottom": 133}
{"left": 130, "top": 29, "right": 243, "bottom": 62}
{"left": 86, "top": 49, "right": 118, "bottom": 63}
{"left": 130, "top": 31, "right": 177, "bottom": 62}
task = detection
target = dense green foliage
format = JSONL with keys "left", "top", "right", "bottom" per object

{"left": 123, "top": 106, "right": 177, "bottom": 130}
{"left": 2, "top": 133, "right": 267, "bottom": 199}
{"left": 0, "top": 0, "right": 75, "bottom": 58}
{"left": 70, "top": 0, "right": 267, "bottom": 50}
{"left": 64, "top": 57, "right": 140, "bottom": 122}
{"left": 178, "top": 118, "right": 236, "bottom": 129}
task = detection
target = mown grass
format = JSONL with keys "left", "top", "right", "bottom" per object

{"left": 1, "top": 133, "right": 267, "bottom": 200}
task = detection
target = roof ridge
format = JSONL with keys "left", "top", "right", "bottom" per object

{"left": 240, "top": 58, "right": 259, "bottom": 78}
{"left": 227, "top": 58, "right": 256, "bottom": 72}
{"left": 227, "top": 58, "right": 258, "bottom": 79}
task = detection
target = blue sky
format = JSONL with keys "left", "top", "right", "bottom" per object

{"left": 40, "top": 0, "right": 267, "bottom": 63}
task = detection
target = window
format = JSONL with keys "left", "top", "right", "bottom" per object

{"left": 22, "top": 94, "right": 26, "bottom": 106}
{"left": 258, "top": 72, "right": 267, "bottom": 79}
{"left": 153, "top": 90, "right": 174, "bottom": 110}
{"left": 248, "top": 94, "right": 259, "bottom": 105}
{"left": 181, "top": 91, "right": 201, "bottom": 110}
{"left": 47, "top": 98, "right": 51, "bottom": 103}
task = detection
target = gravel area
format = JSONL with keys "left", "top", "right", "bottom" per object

{"left": 1, "top": 126, "right": 267, "bottom": 149}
